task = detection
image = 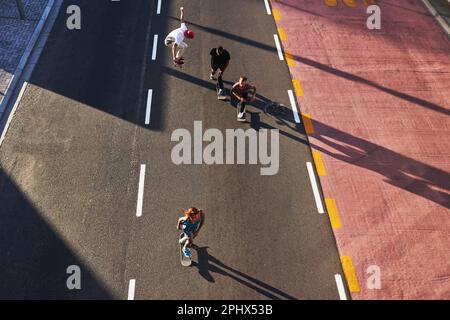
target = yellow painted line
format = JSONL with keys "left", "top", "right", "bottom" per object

{"left": 292, "top": 79, "right": 303, "bottom": 97}
{"left": 343, "top": 0, "right": 357, "bottom": 8}
{"left": 312, "top": 151, "right": 327, "bottom": 176}
{"left": 273, "top": 9, "right": 280, "bottom": 21}
{"left": 285, "top": 52, "right": 296, "bottom": 66}
{"left": 301, "top": 113, "right": 314, "bottom": 134}
{"left": 364, "top": 0, "right": 377, "bottom": 6}
{"left": 325, "top": 198, "right": 342, "bottom": 229}
{"left": 324, "top": 0, "right": 337, "bottom": 7}
{"left": 278, "top": 28, "right": 287, "bottom": 41}
{"left": 340, "top": 256, "right": 361, "bottom": 293}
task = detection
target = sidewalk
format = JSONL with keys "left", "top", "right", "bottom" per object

{"left": 0, "top": 0, "right": 48, "bottom": 111}
{"left": 272, "top": 0, "right": 450, "bottom": 299}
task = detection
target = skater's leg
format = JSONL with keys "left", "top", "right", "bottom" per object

{"left": 179, "top": 235, "right": 189, "bottom": 245}
{"left": 217, "top": 75, "right": 224, "bottom": 91}
{"left": 176, "top": 42, "right": 189, "bottom": 59}
{"left": 239, "top": 92, "right": 249, "bottom": 113}
{"left": 239, "top": 101, "right": 246, "bottom": 113}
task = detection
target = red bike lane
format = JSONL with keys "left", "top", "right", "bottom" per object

{"left": 272, "top": 0, "right": 450, "bottom": 299}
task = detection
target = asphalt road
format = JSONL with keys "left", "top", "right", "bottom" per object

{"left": 0, "top": 0, "right": 348, "bottom": 299}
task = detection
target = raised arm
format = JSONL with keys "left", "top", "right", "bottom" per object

{"left": 180, "top": 7, "right": 185, "bottom": 24}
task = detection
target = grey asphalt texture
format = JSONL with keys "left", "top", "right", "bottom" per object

{"left": 0, "top": 0, "right": 348, "bottom": 299}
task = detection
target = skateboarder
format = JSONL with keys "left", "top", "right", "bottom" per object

{"left": 177, "top": 207, "right": 205, "bottom": 258}
{"left": 164, "top": 7, "right": 195, "bottom": 66}
{"left": 210, "top": 46, "right": 231, "bottom": 99}
{"left": 231, "top": 76, "right": 257, "bottom": 120}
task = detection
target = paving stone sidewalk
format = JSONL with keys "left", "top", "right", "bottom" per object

{"left": 0, "top": 0, "right": 48, "bottom": 106}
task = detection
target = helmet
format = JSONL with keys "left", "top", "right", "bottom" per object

{"left": 184, "top": 29, "right": 195, "bottom": 39}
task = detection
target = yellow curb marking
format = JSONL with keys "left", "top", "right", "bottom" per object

{"left": 343, "top": 0, "right": 357, "bottom": 8}
{"left": 325, "top": 198, "right": 342, "bottom": 229}
{"left": 340, "top": 256, "right": 361, "bottom": 293}
{"left": 285, "top": 52, "right": 296, "bottom": 66}
{"left": 364, "top": 0, "right": 377, "bottom": 6}
{"left": 312, "top": 151, "right": 327, "bottom": 176}
{"left": 273, "top": 9, "right": 280, "bottom": 21}
{"left": 301, "top": 113, "right": 314, "bottom": 134}
{"left": 292, "top": 79, "right": 304, "bottom": 97}
{"left": 278, "top": 27, "right": 287, "bottom": 41}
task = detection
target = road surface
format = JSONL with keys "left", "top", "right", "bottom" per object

{"left": 0, "top": 0, "right": 347, "bottom": 299}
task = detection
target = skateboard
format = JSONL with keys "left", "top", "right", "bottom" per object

{"left": 179, "top": 233, "right": 192, "bottom": 267}
{"left": 237, "top": 102, "right": 247, "bottom": 122}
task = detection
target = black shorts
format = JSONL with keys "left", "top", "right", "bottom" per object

{"left": 211, "top": 64, "right": 226, "bottom": 72}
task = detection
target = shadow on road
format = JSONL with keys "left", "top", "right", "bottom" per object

{"left": 168, "top": 16, "right": 449, "bottom": 118}
{"left": 191, "top": 245, "right": 298, "bottom": 300}
{"left": 0, "top": 168, "right": 114, "bottom": 299}
{"left": 163, "top": 67, "right": 309, "bottom": 146}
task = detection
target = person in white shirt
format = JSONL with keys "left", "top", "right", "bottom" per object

{"left": 164, "top": 7, "right": 195, "bottom": 65}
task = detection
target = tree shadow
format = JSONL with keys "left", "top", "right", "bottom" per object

{"left": 191, "top": 245, "right": 298, "bottom": 300}
{"left": 0, "top": 168, "right": 114, "bottom": 299}
{"left": 309, "top": 118, "right": 450, "bottom": 209}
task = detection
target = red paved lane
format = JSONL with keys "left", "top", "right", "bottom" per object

{"left": 272, "top": 0, "right": 450, "bottom": 299}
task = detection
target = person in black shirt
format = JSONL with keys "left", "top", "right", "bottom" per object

{"left": 210, "top": 47, "right": 231, "bottom": 99}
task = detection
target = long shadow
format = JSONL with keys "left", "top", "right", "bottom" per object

{"left": 170, "top": 17, "right": 449, "bottom": 117}
{"left": 163, "top": 67, "right": 309, "bottom": 145}
{"left": 289, "top": 54, "right": 450, "bottom": 116}
{"left": 168, "top": 16, "right": 277, "bottom": 53}
{"left": 191, "top": 245, "right": 298, "bottom": 300}
{"left": 309, "top": 118, "right": 450, "bottom": 209}
{"left": 0, "top": 168, "right": 114, "bottom": 299}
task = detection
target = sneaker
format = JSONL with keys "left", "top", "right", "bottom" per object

{"left": 183, "top": 248, "right": 192, "bottom": 259}
{"left": 238, "top": 112, "right": 245, "bottom": 119}
{"left": 210, "top": 74, "right": 216, "bottom": 80}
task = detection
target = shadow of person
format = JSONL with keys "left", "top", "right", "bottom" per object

{"left": 191, "top": 245, "right": 298, "bottom": 300}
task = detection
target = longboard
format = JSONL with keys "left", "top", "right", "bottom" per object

{"left": 237, "top": 103, "right": 247, "bottom": 122}
{"left": 179, "top": 233, "right": 192, "bottom": 267}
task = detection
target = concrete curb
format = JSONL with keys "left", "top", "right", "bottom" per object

{"left": 421, "top": 0, "right": 450, "bottom": 38}
{"left": 0, "top": 0, "right": 55, "bottom": 116}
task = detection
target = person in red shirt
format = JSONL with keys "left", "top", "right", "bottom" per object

{"left": 231, "top": 76, "right": 257, "bottom": 119}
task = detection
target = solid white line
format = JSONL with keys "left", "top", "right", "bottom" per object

{"left": 335, "top": 274, "right": 348, "bottom": 300}
{"left": 136, "top": 165, "right": 146, "bottom": 217}
{"left": 151, "top": 34, "right": 158, "bottom": 60}
{"left": 145, "top": 89, "right": 153, "bottom": 125}
{"left": 128, "top": 279, "right": 136, "bottom": 300}
{"left": 288, "top": 90, "right": 301, "bottom": 124}
{"left": 306, "top": 162, "right": 325, "bottom": 214}
{"left": 157, "top": 0, "right": 162, "bottom": 14}
{"left": 0, "top": 82, "right": 28, "bottom": 148}
{"left": 273, "top": 34, "right": 284, "bottom": 61}
{"left": 264, "top": 0, "right": 272, "bottom": 15}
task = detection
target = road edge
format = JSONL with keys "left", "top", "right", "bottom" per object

{"left": 420, "top": 0, "right": 450, "bottom": 38}
{"left": 0, "top": 0, "right": 63, "bottom": 147}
